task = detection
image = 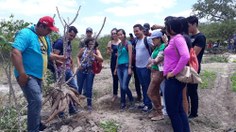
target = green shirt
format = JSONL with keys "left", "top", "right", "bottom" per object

{"left": 117, "top": 41, "right": 131, "bottom": 65}
{"left": 151, "top": 43, "right": 165, "bottom": 70}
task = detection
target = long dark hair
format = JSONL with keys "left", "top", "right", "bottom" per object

{"left": 165, "top": 17, "right": 182, "bottom": 36}
{"left": 85, "top": 38, "right": 99, "bottom": 49}
{"left": 117, "top": 29, "right": 126, "bottom": 40}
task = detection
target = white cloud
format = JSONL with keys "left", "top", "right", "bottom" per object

{"left": 104, "top": 0, "right": 177, "bottom": 17}
{"left": 172, "top": 9, "right": 193, "bottom": 17}
{"left": 99, "top": 0, "right": 123, "bottom": 4}
{"left": 0, "top": 0, "right": 79, "bottom": 16}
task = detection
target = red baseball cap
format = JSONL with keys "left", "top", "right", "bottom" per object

{"left": 39, "top": 16, "right": 59, "bottom": 32}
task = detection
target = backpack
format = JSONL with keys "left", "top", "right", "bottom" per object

{"left": 175, "top": 46, "right": 199, "bottom": 72}
{"left": 189, "top": 48, "right": 199, "bottom": 72}
{"left": 132, "top": 36, "right": 151, "bottom": 55}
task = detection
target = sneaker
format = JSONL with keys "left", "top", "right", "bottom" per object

{"left": 120, "top": 103, "right": 126, "bottom": 110}
{"left": 151, "top": 115, "right": 164, "bottom": 121}
{"left": 39, "top": 122, "right": 47, "bottom": 131}
{"left": 142, "top": 106, "right": 152, "bottom": 112}
{"left": 162, "top": 109, "right": 168, "bottom": 116}
{"left": 137, "top": 104, "right": 145, "bottom": 109}
{"left": 87, "top": 106, "right": 93, "bottom": 112}
{"left": 128, "top": 102, "right": 136, "bottom": 110}
{"left": 58, "top": 112, "right": 65, "bottom": 118}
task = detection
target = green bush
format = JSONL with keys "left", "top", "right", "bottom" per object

{"left": 200, "top": 70, "right": 217, "bottom": 89}
{"left": 100, "top": 120, "right": 119, "bottom": 132}
{"left": 230, "top": 72, "right": 236, "bottom": 92}
{"left": 0, "top": 106, "right": 27, "bottom": 131}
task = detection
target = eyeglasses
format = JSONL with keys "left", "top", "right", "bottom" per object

{"left": 111, "top": 32, "right": 117, "bottom": 35}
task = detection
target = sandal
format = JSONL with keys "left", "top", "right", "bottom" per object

{"left": 151, "top": 115, "right": 164, "bottom": 121}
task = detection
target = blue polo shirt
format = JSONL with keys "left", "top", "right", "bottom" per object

{"left": 12, "top": 25, "right": 51, "bottom": 79}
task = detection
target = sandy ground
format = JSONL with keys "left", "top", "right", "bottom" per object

{"left": 1, "top": 55, "right": 236, "bottom": 132}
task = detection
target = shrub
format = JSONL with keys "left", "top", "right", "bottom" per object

{"left": 230, "top": 72, "right": 236, "bottom": 92}
{"left": 99, "top": 120, "right": 119, "bottom": 132}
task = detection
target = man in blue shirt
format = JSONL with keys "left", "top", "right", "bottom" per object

{"left": 11, "top": 16, "right": 65, "bottom": 132}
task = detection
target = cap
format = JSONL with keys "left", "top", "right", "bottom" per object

{"left": 39, "top": 16, "right": 59, "bottom": 32}
{"left": 86, "top": 27, "right": 93, "bottom": 32}
{"left": 143, "top": 23, "right": 150, "bottom": 30}
{"left": 149, "top": 30, "right": 163, "bottom": 39}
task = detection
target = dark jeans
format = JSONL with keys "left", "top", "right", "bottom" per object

{"left": 77, "top": 70, "right": 95, "bottom": 106}
{"left": 117, "top": 64, "right": 134, "bottom": 105}
{"left": 165, "top": 77, "right": 190, "bottom": 132}
{"left": 111, "top": 65, "right": 119, "bottom": 96}
{"left": 187, "top": 83, "right": 198, "bottom": 116}
{"left": 136, "top": 67, "right": 152, "bottom": 107}
{"left": 20, "top": 76, "right": 42, "bottom": 132}
{"left": 132, "top": 66, "right": 141, "bottom": 98}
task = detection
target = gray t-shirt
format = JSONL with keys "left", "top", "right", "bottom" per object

{"left": 135, "top": 38, "right": 152, "bottom": 68}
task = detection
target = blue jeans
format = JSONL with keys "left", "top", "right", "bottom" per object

{"left": 136, "top": 67, "right": 152, "bottom": 107}
{"left": 65, "top": 69, "right": 78, "bottom": 89}
{"left": 77, "top": 70, "right": 95, "bottom": 106}
{"left": 65, "top": 69, "right": 78, "bottom": 113}
{"left": 164, "top": 77, "right": 190, "bottom": 132}
{"left": 117, "top": 64, "right": 134, "bottom": 105}
{"left": 160, "top": 80, "right": 167, "bottom": 114}
{"left": 20, "top": 76, "right": 42, "bottom": 132}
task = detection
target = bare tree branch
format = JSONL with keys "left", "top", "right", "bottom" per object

{"left": 95, "top": 17, "right": 107, "bottom": 40}
{"left": 69, "top": 6, "right": 81, "bottom": 26}
{"left": 56, "top": 6, "right": 65, "bottom": 27}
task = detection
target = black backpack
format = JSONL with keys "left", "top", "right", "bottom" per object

{"left": 130, "top": 37, "right": 152, "bottom": 66}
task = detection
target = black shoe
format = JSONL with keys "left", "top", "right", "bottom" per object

{"left": 58, "top": 112, "right": 65, "bottom": 118}
{"left": 120, "top": 104, "right": 126, "bottom": 110}
{"left": 136, "top": 96, "right": 142, "bottom": 102}
{"left": 69, "top": 109, "right": 78, "bottom": 116}
{"left": 39, "top": 122, "right": 47, "bottom": 131}
{"left": 188, "top": 114, "right": 198, "bottom": 119}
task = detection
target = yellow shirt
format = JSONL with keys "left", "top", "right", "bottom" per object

{"left": 39, "top": 36, "right": 48, "bottom": 78}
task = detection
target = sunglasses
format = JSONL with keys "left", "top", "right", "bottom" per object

{"left": 111, "top": 32, "right": 117, "bottom": 35}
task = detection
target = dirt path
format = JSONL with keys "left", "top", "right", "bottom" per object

{"left": 1, "top": 61, "right": 236, "bottom": 131}
{"left": 193, "top": 63, "right": 236, "bottom": 132}
{"left": 41, "top": 62, "right": 236, "bottom": 132}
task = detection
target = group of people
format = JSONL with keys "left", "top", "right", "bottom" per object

{"left": 11, "top": 16, "right": 103, "bottom": 131}
{"left": 11, "top": 15, "right": 206, "bottom": 132}
{"left": 106, "top": 16, "right": 206, "bottom": 132}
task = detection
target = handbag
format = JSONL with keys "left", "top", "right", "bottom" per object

{"left": 92, "top": 60, "right": 102, "bottom": 74}
{"left": 176, "top": 66, "right": 202, "bottom": 84}
{"left": 92, "top": 49, "right": 102, "bottom": 74}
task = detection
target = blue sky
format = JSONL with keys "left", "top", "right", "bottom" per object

{"left": 0, "top": 0, "right": 197, "bottom": 37}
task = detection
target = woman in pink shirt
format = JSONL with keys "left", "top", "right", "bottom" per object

{"left": 163, "top": 17, "right": 190, "bottom": 132}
